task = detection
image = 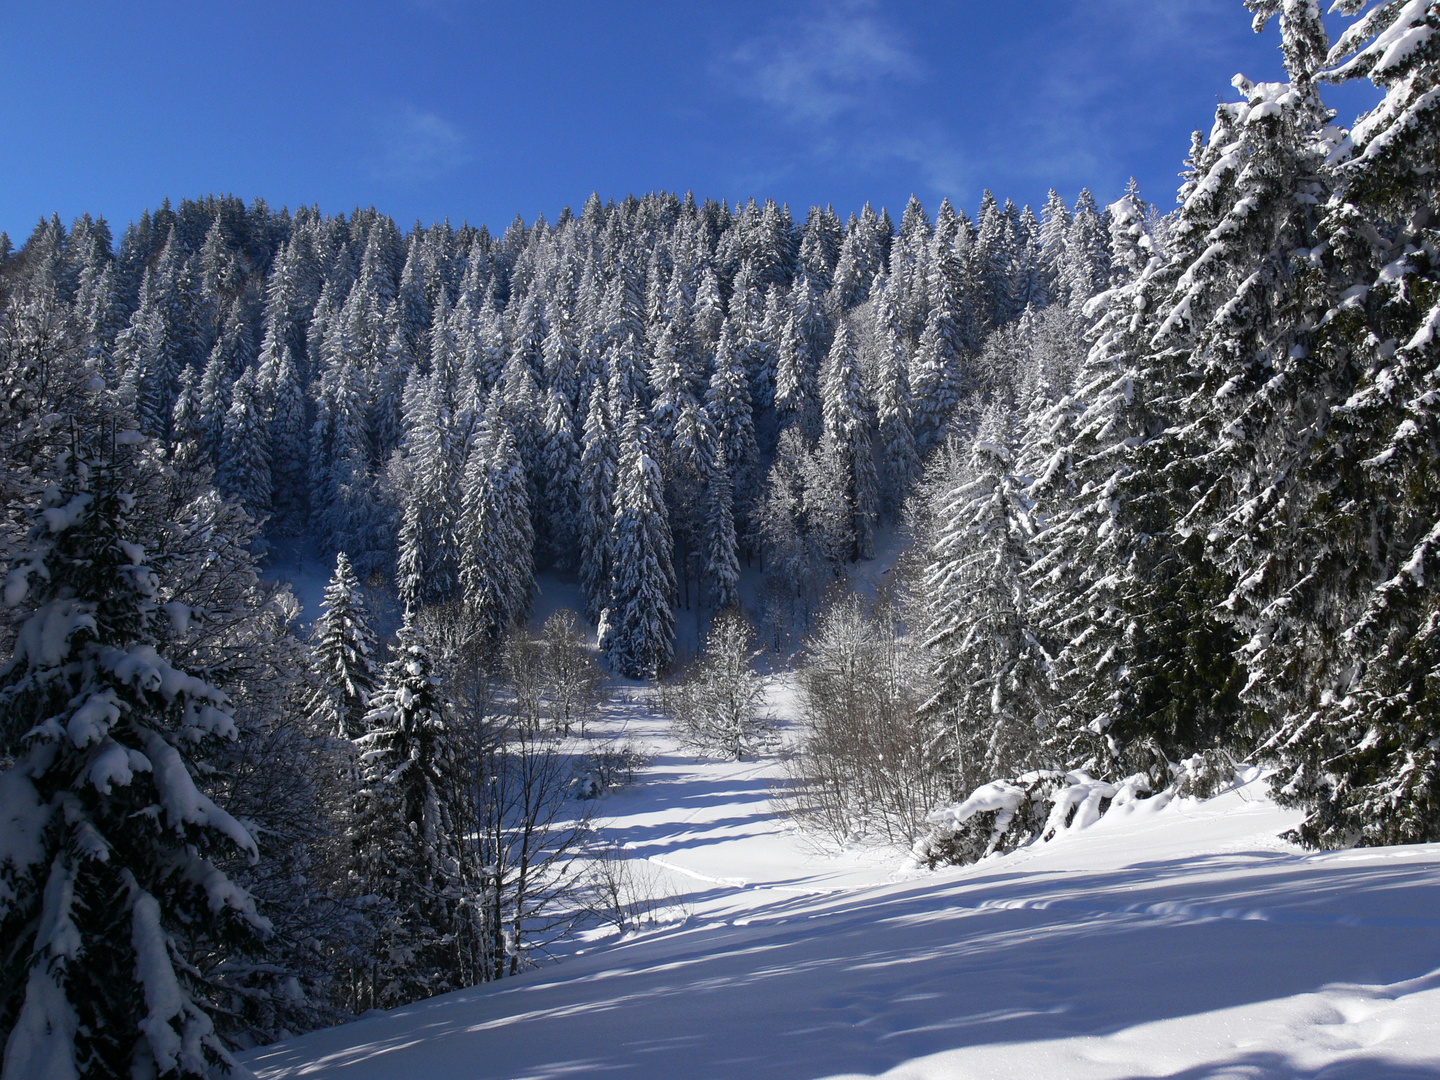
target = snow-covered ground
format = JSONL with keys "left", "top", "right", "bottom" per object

{"left": 242, "top": 681, "right": 1440, "bottom": 1080}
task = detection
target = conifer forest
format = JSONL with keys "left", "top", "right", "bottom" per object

{"left": 2, "top": 3, "right": 1439, "bottom": 1077}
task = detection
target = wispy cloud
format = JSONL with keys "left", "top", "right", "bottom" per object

{"left": 371, "top": 104, "right": 469, "bottom": 184}
{"left": 1094, "top": 0, "right": 1238, "bottom": 62}
{"left": 987, "top": 2, "right": 1241, "bottom": 198}
{"left": 717, "top": 0, "right": 1246, "bottom": 207}
{"left": 726, "top": 0, "right": 921, "bottom": 125}
{"left": 719, "top": 1, "right": 969, "bottom": 199}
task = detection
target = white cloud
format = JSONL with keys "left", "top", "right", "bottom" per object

{"left": 724, "top": 0, "right": 920, "bottom": 125}
{"left": 979, "top": 2, "right": 1241, "bottom": 197}
{"left": 372, "top": 105, "right": 469, "bottom": 184}
{"left": 720, "top": 1, "right": 971, "bottom": 200}
{"left": 1094, "top": 0, "right": 1237, "bottom": 61}
{"left": 717, "top": 0, "right": 1243, "bottom": 207}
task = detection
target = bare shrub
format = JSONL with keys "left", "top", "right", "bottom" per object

{"left": 663, "top": 609, "right": 776, "bottom": 760}
{"left": 540, "top": 609, "right": 605, "bottom": 736}
{"left": 775, "top": 592, "right": 949, "bottom": 847}
{"left": 571, "top": 741, "right": 649, "bottom": 800}
{"left": 578, "top": 847, "right": 676, "bottom": 933}
{"left": 502, "top": 625, "right": 546, "bottom": 731}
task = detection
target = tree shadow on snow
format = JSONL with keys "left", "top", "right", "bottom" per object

{"left": 245, "top": 849, "right": 1440, "bottom": 1080}
{"left": 1109, "top": 1049, "right": 1439, "bottom": 1079}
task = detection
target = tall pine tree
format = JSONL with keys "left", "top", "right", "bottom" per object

{"left": 0, "top": 451, "right": 266, "bottom": 1079}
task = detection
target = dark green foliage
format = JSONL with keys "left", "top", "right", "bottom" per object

{"left": 0, "top": 452, "right": 265, "bottom": 1078}
{"left": 348, "top": 622, "right": 481, "bottom": 1007}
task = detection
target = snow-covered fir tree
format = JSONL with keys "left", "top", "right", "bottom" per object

{"left": 1264, "top": 0, "right": 1440, "bottom": 846}
{"left": 309, "top": 551, "right": 379, "bottom": 740}
{"left": 0, "top": 452, "right": 266, "bottom": 1079}
{"left": 266, "top": 345, "right": 309, "bottom": 530}
{"left": 603, "top": 402, "right": 676, "bottom": 678}
{"left": 910, "top": 307, "right": 962, "bottom": 455}
{"left": 459, "top": 392, "right": 536, "bottom": 640}
{"left": 396, "top": 336, "right": 466, "bottom": 612}
{"left": 703, "top": 446, "right": 741, "bottom": 611}
{"left": 819, "top": 319, "right": 878, "bottom": 561}
{"left": 919, "top": 405, "right": 1050, "bottom": 798}
{"left": 538, "top": 385, "right": 583, "bottom": 569}
{"left": 217, "top": 367, "right": 272, "bottom": 519}
{"left": 706, "top": 320, "right": 761, "bottom": 541}
{"left": 348, "top": 619, "right": 479, "bottom": 1008}
{"left": 169, "top": 363, "right": 206, "bottom": 468}
{"left": 871, "top": 274, "right": 920, "bottom": 506}
{"left": 579, "top": 379, "right": 618, "bottom": 625}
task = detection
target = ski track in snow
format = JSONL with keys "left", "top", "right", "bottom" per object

{"left": 243, "top": 668, "right": 1440, "bottom": 1080}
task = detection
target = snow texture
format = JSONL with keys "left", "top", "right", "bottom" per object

{"left": 242, "top": 689, "right": 1440, "bottom": 1080}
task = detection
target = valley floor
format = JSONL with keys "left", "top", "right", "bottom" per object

{"left": 242, "top": 680, "right": 1440, "bottom": 1080}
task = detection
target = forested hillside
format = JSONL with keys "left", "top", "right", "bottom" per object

{"left": 1, "top": 2, "right": 1438, "bottom": 1076}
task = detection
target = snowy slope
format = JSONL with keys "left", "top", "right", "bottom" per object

{"left": 243, "top": 685, "right": 1440, "bottom": 1080}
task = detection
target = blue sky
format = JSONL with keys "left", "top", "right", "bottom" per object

{"left": 1, "top": 1, "right": 1379, "bottom": 243}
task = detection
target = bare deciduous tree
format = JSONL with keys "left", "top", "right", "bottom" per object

{"left": 539, "top": 609, "right": 605, "bottom": 736}
{"left": 776, "top": 592, "right": 947, "bottom": 846}
{"left": 502, "top": 625, "right": 546, "bottom": 731}
{"left": 664, "top": 608, "right": 775, "bottom": 760}
{"left": 577, "top": 847, "right": 670, "bottom": 934}
{"left": 472, "top": 709, "right": 591, "bottom": 978}
{"left": 393, "top": 604, "right": 593, "bottom": 983}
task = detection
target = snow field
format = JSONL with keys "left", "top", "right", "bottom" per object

{"left": 243, "top": 676, "right": 1440, "bottom": 1080}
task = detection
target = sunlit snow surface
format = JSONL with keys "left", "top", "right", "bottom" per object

{"left": 243, "top": 681, "right": 1440, "bottom": 1080}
